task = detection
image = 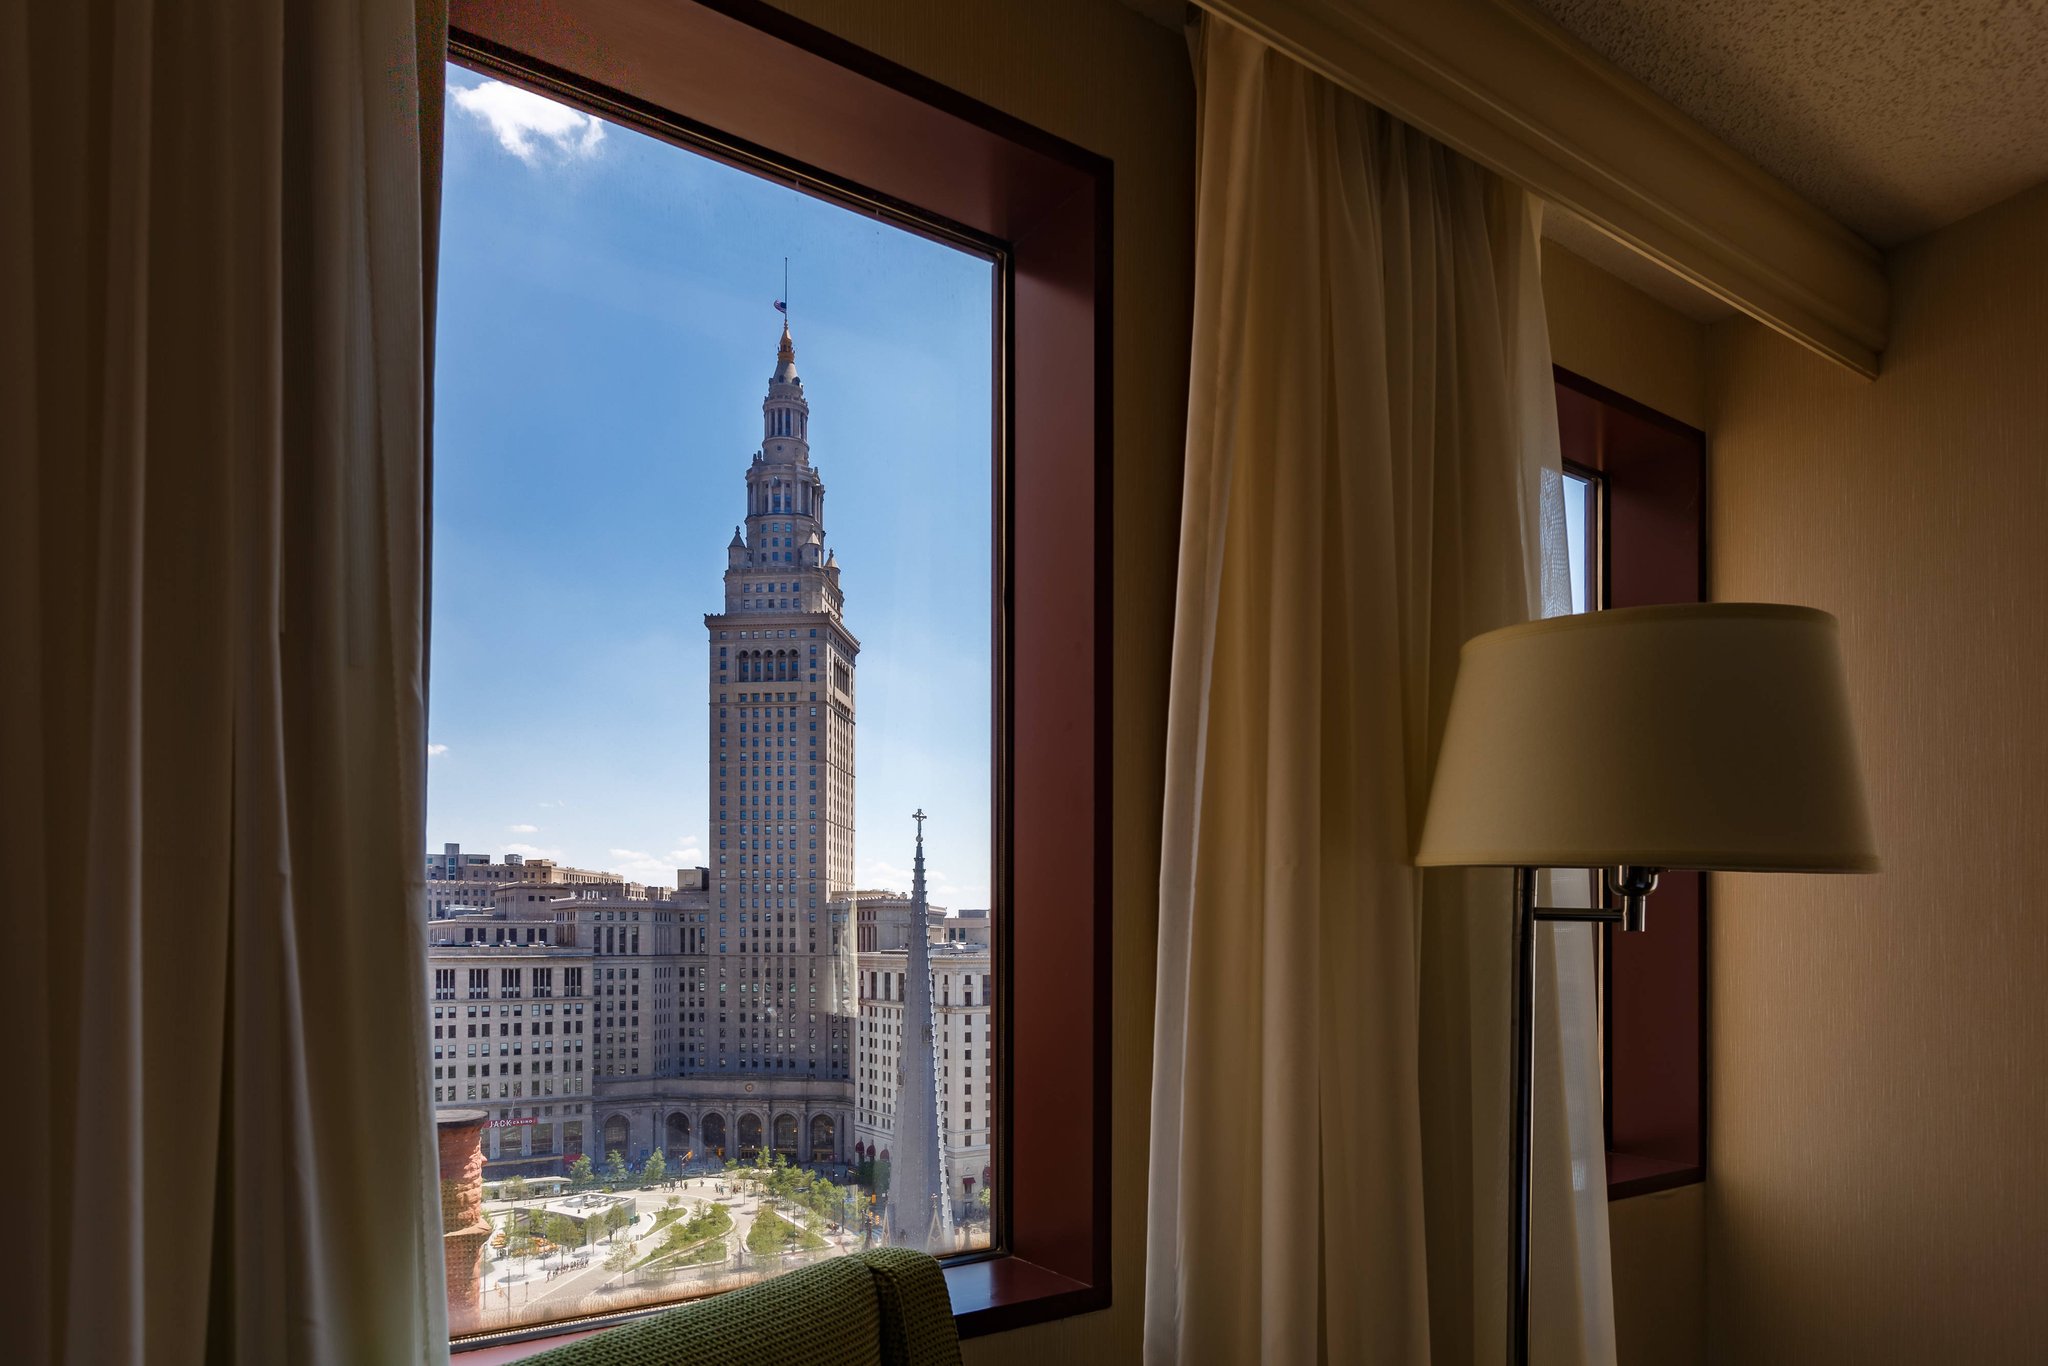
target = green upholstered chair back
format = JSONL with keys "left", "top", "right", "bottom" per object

{"left": 520, "top": 1248, "right": 961, "bottom": 1366}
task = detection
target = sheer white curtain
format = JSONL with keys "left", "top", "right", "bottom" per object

{"left": 2, "top": 3, "right": 448, "bottom": 1362}
{"left": 1147, "top": 17, "right": 1614, "bottom": 1364}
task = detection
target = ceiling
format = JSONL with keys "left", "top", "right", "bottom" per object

{"left": 1119, "top": 0, "right": 2048, "bottom": 315}
{"left": 1525, "top": 0, "right": 2048, "bottom": 247}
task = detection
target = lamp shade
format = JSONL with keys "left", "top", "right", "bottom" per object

{"left": 1415, "top": 603, "right": 1877, "bottom": 872}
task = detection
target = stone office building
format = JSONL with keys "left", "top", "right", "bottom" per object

{"left": 422, "top": 322, "right": 861, "bottom": 1174}
{"left": 427, "top": 843, "right": 622, "bottom": 918}
{"left": 426, "top": 923, "right": 594, "bottom": 1173}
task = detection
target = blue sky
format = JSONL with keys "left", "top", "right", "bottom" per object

{"left": 429, "top": 67, "right": 995, "bottom": 908}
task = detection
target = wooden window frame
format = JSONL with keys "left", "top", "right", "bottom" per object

{"left": 1554, "top": 366, "right": 1709, "bottom": 1201}
{"left": 445, "top": 0, "right": 1111, "bottom": 1355}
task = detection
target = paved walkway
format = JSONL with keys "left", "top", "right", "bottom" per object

{"left": 474, "top": 1172, "right": 867, "bottom": 1320}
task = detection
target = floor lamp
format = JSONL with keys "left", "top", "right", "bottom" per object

{"left": 1415, "top": 603, "right": 1878, "bottom": 1366}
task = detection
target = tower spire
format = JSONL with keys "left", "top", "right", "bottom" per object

{"left": 885, "top": 808, "right": 951, "bottom": 1253}
{"left": 912, "top": 809, "right": 927, "bottom": 900}
{"left": 773, "top": 258, "right": 796, "bottom": 374}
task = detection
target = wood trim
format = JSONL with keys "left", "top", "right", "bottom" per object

{"left": 1197, "top": 0, "right": 1889, "bottom": 377}
{"left": 1605, "top": 1153, "right": 1703, "bottom": 1202}
{"left": 446, "top": 0, "right": 1113, "bottom": 1341}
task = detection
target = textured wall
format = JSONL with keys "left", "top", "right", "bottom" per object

{"left": 1544, "top": 240, "right": 1708, "bottom": 430}
{"left": 753, "top": 2, "right": 1195, "bottom": 1362}
{"left": 1705, "top": 181, "right": 2048, "bottom": 1364}
{"left": 1607, "top": 1185, "right": 1705, "bottom": 1366}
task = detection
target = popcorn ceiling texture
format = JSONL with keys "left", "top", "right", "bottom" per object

{"left": 1525, "top": 0, "right": 2048, "bottom": 246}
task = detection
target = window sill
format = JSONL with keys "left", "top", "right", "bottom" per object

{"left": 449, "top": 1254, "right": 1100, "bottom": 1362}
{"left": 1606, "top": 1150, "right": 1702, "bottom": 1201}
{"left": 945, "top": 1254, "right": 1103, "bottom": 1338}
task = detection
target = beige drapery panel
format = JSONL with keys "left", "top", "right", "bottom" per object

{"left": 1147, "top": 18, "right": 1615, "bottom": 1365}
{"left": 1, "top": 3, "right": 449, "bottom": 1362}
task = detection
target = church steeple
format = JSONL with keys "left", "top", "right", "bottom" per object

{"left": 911, "top": 810, "right": 927, "bottom": 905}
{"left": 884, "top": 809, "right": 952, "bottom": 1254}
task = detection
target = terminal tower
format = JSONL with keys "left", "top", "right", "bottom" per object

{"left": 702, "top": 320, "right": 860, "bottom": 1078}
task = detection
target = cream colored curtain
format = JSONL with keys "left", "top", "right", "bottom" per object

{"left": 1147, "top": 17, "right": 1614, "bottom": 1364}
{"left": 1, "top": 3, "right": 448, "bottom": 1362}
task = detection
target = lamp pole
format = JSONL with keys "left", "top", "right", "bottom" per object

{"left": 1509, "top": 866, "right": 1654, "bottom": 1366}
{"left": 1508, "top": 869, "right": 1535, "bottom": 1366}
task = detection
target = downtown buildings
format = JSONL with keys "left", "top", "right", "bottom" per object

{"left": 854, "top": 894, "right": 993, "bottom": 1211}
{"left": 423, "top": 322, "right": 986, "bottom": 1228}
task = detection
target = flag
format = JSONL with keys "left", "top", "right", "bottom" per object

{"left": 773, "top": 299, "right": 787, "bottom": 313}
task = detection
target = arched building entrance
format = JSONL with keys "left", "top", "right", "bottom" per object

{"left": 601, "top": 1114, "right": 630, "bottom": 1159}
{"left": 773, "top": 1113, "right": 798, "bottom": 1158}
{"left": 665, "top": 1111, "right": 690, "bottom": 1159}
{"left": 737, "top": 1112, "right": 763, "bottom": 1160}
{"left": 702, "top": 1112, "right": 727, "bottom": 1158}
{"left": 810, "top": 1115, "right": 836, "bottom": 1163}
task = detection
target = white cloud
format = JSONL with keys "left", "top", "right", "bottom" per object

{"left": 427, "top": 743, "right": 449, "bottom": 757}
{"left": 858, "top": 860, "right": 916, "bottom": 893}
{"left": 507, "top": 823, "right": 539, "bottom": 834}
{"left": 452, "top": 80, "right": 606, "bottom": 164}
{"left": 505, "top": 841, "right": 564, "bottom": 861}
{"left": 854, "top": 858, "right": 987, "bottom": 908}
{"left": 604, "top": 842, "right": 707, "bottom": 884}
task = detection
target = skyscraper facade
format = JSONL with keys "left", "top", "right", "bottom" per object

{"left": 708, "top": 320, "right": 858, "bottom": 906}
{"left": 423, "top": 323, "right": 862, "bottom": 1174}
{"left": 694, "top": 316, "right": 858, "bottom": 1101}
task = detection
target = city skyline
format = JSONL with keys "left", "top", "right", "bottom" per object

{"left": 429, "top": 67, "right": 995, "bottom": 907}
{"left": 423, "top": 277, "right": 993, "bottom": 1326}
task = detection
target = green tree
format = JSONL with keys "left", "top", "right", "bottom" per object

{"left": 606, "top": 1150, "right": 629, "bottom": 1187}
{"left": 746, "top": 1207, "right": 794, "bottom": 1258}
{"left": 642, "top": 1147, "right": 666, "bottom": 1187}
{"left": 604, "top": 1201, "right": 632, "bottom": 1242}
{"left": 649, "top": 1201, "right": 733, "bottom": 1265}
{"left": 503, "top": 1175, "right": 530, "bottom": 1209}
{"left": 568, "top": 1153, "right": 595, "bottom": 1189}
{"left": 542, "top": 1214, "right": 578, "bottom": 1264}
{"left": 604, "top": 1241, "right": 632, "bottom": 1275}
{"left": 746, "top": 1205, "right": 825, "bottom": 1258}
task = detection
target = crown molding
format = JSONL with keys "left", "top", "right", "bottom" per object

{"left": 1198, "top": 0, "right": 1889, "bottom": 377}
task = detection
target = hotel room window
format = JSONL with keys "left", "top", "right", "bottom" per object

{"left": 1555, "top": 366, "right": 1708, "bottom": 1197}
{"left": 426, "top": 55, "right": 997, "bottom": 1345}
{"left": 440, "top": 0, "right": 1111, "bottom": 1344}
